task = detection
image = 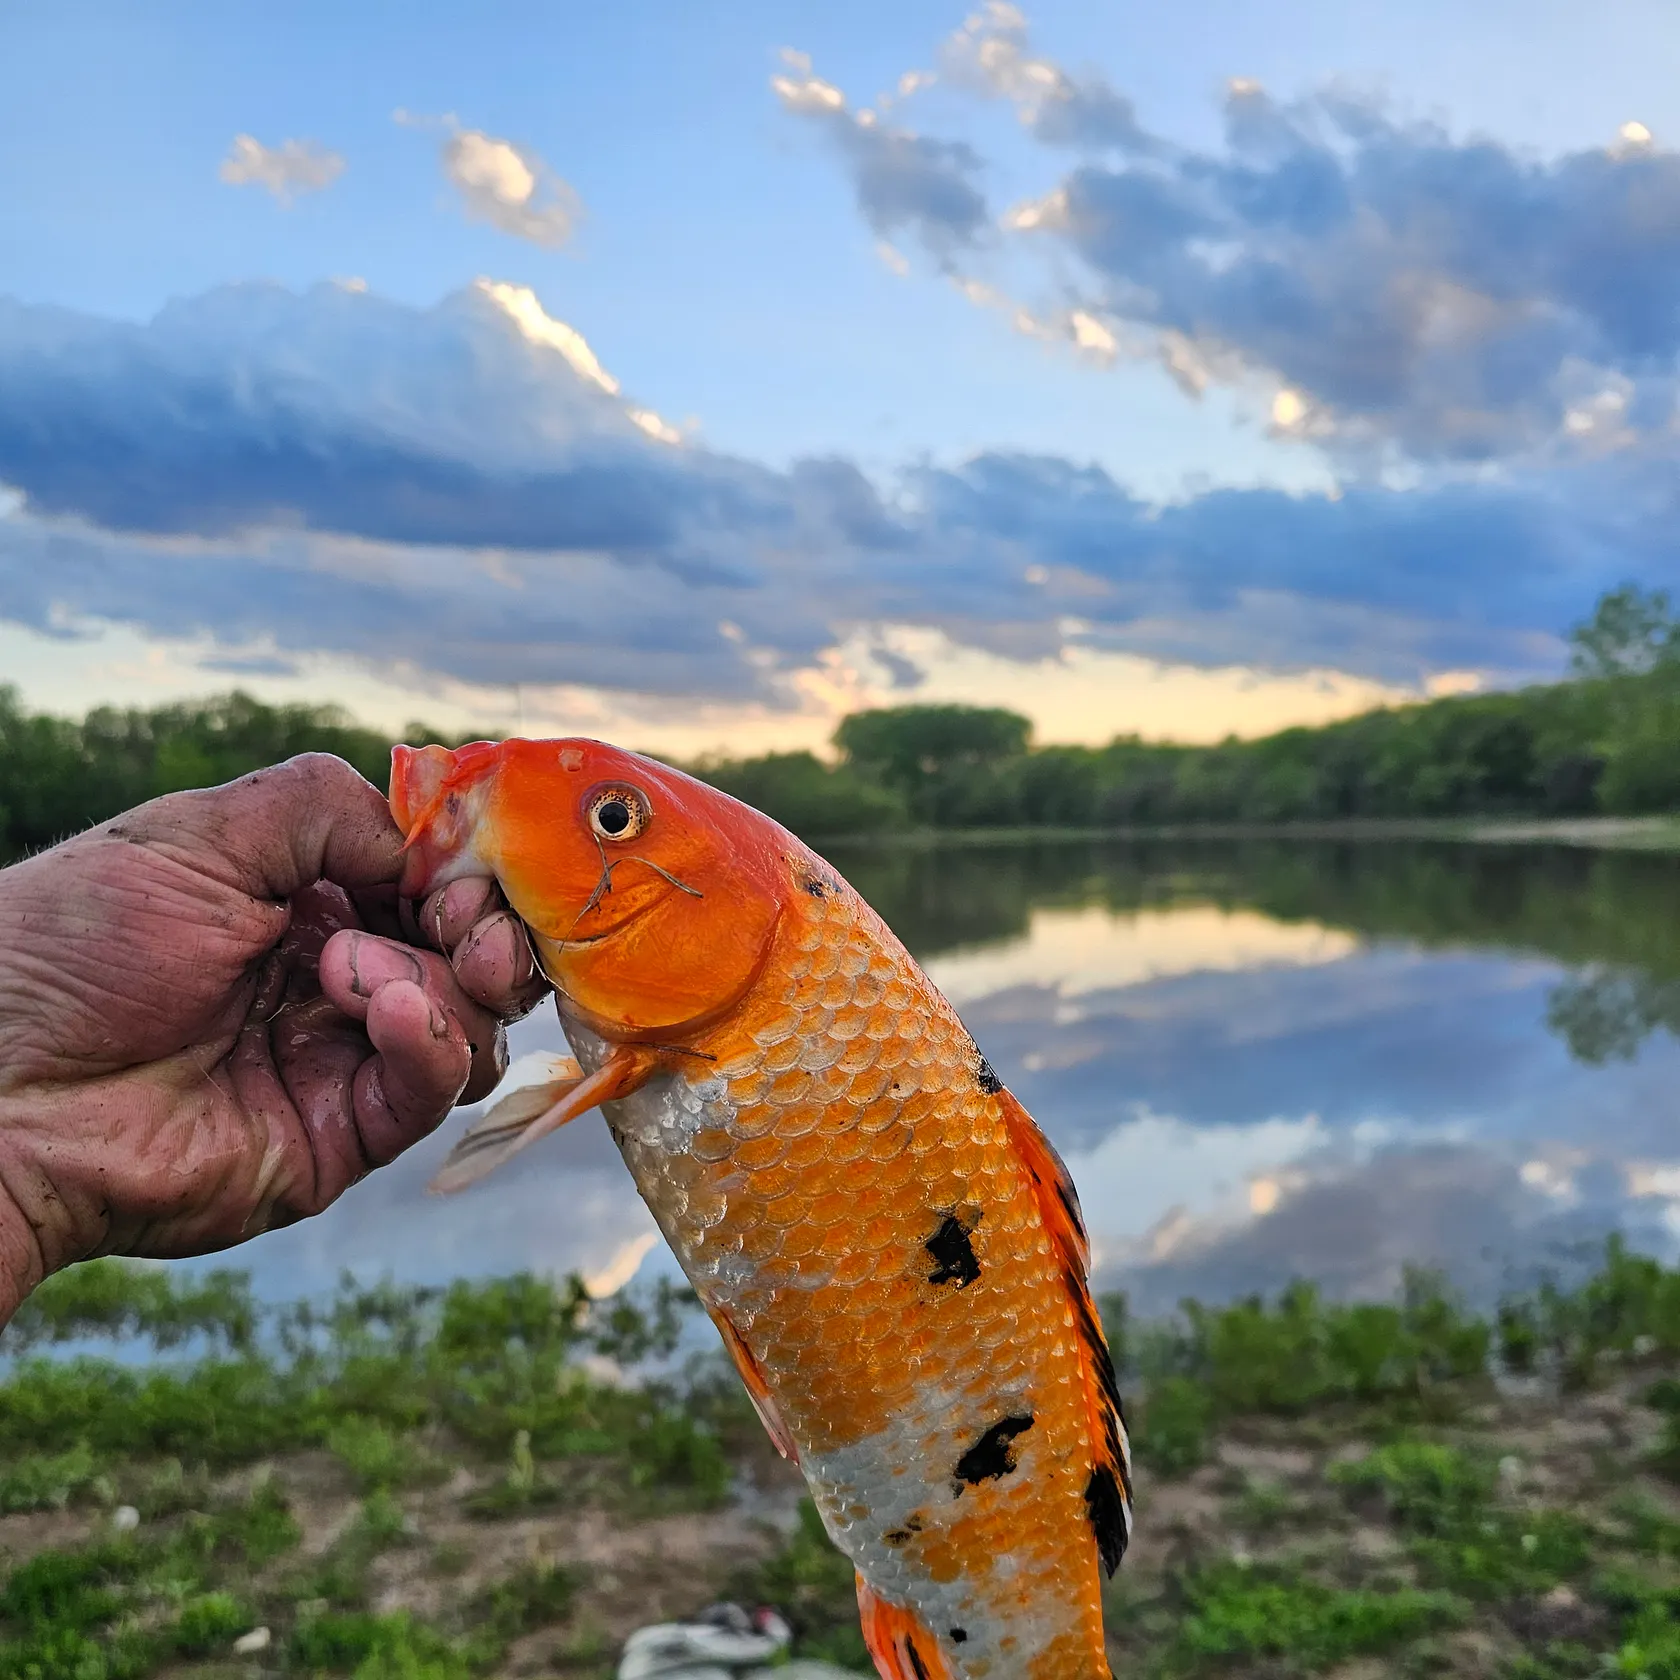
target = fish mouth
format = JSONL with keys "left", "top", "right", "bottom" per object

{"left": 551, "top": 889, "right": 668, "bottom": 950}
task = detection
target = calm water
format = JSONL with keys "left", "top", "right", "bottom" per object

{"left": 219, "top": 840, "right": 1680, "bottom": 1313}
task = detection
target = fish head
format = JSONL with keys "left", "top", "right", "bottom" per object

{"left": 391, "top": 737, "right": 784, "bottom": 1035}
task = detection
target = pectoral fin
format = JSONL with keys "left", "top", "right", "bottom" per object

{"left": 428, "top": 1045, "right": 657, "bottom": 1194}
{"left": 712, "top": 1310, "right": 799, "bottom": 1463}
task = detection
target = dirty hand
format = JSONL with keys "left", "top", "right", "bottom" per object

{"left": 0, "top": 754, "right": 549, "bottom": 1325}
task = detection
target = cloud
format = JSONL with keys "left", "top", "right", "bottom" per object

{"left": 772, "top": 67, "right": 989, "bottom": 258}
{"left": 218, "top": 135, "right": 345, "bottom": 203}
{"left": 438, "top": 125, "right": 581, "bottom": 246}
{"left": 939, "top": 3, "right": 1151, "bottom": 153}
{"left": 1, "top": 281, "right": 1677, "bottom": 703}
{"left": 783, "top": 13, "right": 1680, "bottom": 469}
{"left": 1029, "top": 88, "right": 1680, "bottom": 463}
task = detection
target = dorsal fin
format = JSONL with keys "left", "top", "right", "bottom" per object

{"left": 998, "top": 1087, "right": 1133, "bottom": 1577}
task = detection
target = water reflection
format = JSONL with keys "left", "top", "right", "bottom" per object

{"left": 214, "top": 840, "right": 1680, "bottom": 1311}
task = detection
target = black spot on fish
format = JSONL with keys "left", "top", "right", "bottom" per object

{"left": 904, "top": 1639, "right": 932, "bottom": 1680}
{"left": 1086, "top": 1462, "right": 1129, "bottom": 1577}
{"left": 953, "top": 1413, "right": 1034, "bottom": 1487}
{"left": 949, "top": 1627, "right": 969, "bottom": 1643}
{"left": 803, "top": 877, "right": 827, "bottom": 898}
{"left": 926, "top": 1212, "right": 981, "bottom": 1288}
{"left": 975, "top": 1051, "right": 1002, "bottom": 1094}
{"left": 883, "top": 1513, "right": 925, "bottom": 1546}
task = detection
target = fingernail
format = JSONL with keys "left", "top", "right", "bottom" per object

{"left": 428, "top": 1002, "right": 453, "bottom": 1042}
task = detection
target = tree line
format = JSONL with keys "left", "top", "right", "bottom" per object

{"left": 698, "top": 584, "right": 1680, "bottom": 836}
{"left": 1, "top": 585, "right": 1678, "bottom": 860}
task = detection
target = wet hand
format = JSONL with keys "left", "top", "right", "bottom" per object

{"left": 0, "top": 754, "right": 549, "bottom": 1325}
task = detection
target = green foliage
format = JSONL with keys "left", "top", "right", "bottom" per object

{"left": 169, "top": 1591, "right": 251, "bottom": 1655}
{"left": 465, "top": 1561, "right": 577, "bottom": 1644}
{"left": 8, "top": 1259, "right": 257, "bottom": 1354}
{"left": 2, "top": 585, "right": 1680, "bottom": 878}
{"left": 835, "top": 703, "right": 1033, "bottom": 826}
{"left": 0, "top": 1263, "right": 724, "bottom": 1510}
{"left": 326, "top": 1419, "right": 440, "bottom": 1492}
{"left": 1134, "top": 1376, "right": 1212, "bottom": 1476}
{"left": 1333, "top": 1439, "right": 1593, "bottom": 1598}
{"left": 1165, "top": 1560, "right": 1460, "bottom": 1671}
{"left": 1145, "top": 1270, "right": 1488, "bottom": 1420}
{"left": 0, "top": 688, "right": 428, "bottom": 860}
{"left": 696, "top": 750, "right": 906, "bottom": 837}
{"left": 0, "top": 1443, "right": 110, "bottom": 1513}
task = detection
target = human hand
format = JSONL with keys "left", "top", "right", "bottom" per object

{"left": 0, "top": 754, "right": 549, "bottom": 1325}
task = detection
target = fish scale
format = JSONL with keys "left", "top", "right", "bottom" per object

{"left": 391, "top": 736, "right": 1129, "bottom": 1680}
{"left": 575, "top": 875, "right": 1112, "bottom": 1679}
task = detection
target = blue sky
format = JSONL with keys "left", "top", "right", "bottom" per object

{"left": 2, "top": 0, "right": 1678, "bottom": 751}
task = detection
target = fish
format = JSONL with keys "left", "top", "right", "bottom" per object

{"left": 390, "top": 737, "right": 1131, "bottom": 1680}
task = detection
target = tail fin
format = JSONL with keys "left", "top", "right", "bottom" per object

{"left": 999, "top": 1088, "right": 1132, "bottom": 1577}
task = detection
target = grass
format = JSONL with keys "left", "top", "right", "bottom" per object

{"left": 5, "top": 1242, "right": 1680, "bottom": 1676}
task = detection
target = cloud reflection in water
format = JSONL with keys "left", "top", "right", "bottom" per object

{"left": 209, "top": 842, "right": 1680, "bottom": 1311}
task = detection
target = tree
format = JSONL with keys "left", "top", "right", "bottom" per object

{"left": 1569, "top": 584, "right": 1680, "bottom": 679}
{"left": 833, "top": 705, "right": 1032, "bottom": 823}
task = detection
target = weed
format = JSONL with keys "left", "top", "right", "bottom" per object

{"left": 0, "top": 1443, "right": 111, "bottom": 1513}
{"left": 327, "top": 1419, "right": 441, "bottom": 1492}
{"left": 1135, "top": 1376, "right": 1213, "bottom": 1477}
{"left": 1333, "top": 1439, "right": 1593, "bottom": 1598}
{"left": 170, "top": 1591, "right": 252, "bottom": 1656}
{"left": 1165, "top": 1559, "right": 1461, "bottom": 1672}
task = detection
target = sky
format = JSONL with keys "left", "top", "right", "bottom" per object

{"left": 3, "top": 0, "right": 1679, "bottom": 753}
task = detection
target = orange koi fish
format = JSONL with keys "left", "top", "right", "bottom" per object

{"left": 391, "top": 738, "right": 1131, "bottom": 1680}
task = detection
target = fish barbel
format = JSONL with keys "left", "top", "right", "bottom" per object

{"left": 391, "top": 737, "right": 1131, "bottom": 1680}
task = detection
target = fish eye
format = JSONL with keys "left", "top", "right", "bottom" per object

{"left": 587, "top": 786, "right": 649, "bottom": 842}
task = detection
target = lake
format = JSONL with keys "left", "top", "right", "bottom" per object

{"left": 225, "top": 839, "right": 1680, "bottom": 1314}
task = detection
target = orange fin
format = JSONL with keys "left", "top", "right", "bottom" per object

{"left": 855, "top": 1574, "right": 954, "bottom": 1680}
{"left": 712, "top": 1311, "right": 799, "bottom": 1464}
{"left": 428, "top": 1045, "right": 656, "bottom": 1194}
{"left": 999, "top": 1086, "right": 1133, "bottom": 1577}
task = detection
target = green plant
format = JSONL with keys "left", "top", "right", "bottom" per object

{"left": 1167, "top": 1560, "right": 1460, "bottom": 1671}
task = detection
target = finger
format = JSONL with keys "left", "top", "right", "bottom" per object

{"left": 419, "top": 878, "right": 500, "bottom": 953}
{"left": 279, "top": 882, "right": 362, "bottom": 981}
{"left": 452, "top": 911, "right": 547, "bottom": 1019}
{"left": 353, "top": 980, "right": 471, "bottom": 1166}
{"left": 104, "top": 753, "right": 404, "bottom": 904}
{"left": 319, "top": 931, "right": 508, "bottom": 1102}
{"left": 240, "top": 1003, "right": 371, "bottom": 1215}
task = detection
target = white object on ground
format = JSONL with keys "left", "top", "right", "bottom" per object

{"left": 111, "top": 1506, "right": 140, "bottom": 1533}
{"left": 233, "top": 1627, "right": 272, "bottom": 1655}
{"left": 616, "top": 1603, "right": 860, "bottom": 1679}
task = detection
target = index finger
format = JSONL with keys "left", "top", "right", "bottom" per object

{"left": 104, "top": 753, "right": 405, "bottom": 903}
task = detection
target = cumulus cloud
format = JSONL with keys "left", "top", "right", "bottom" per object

{"left": 782, "top": 11, "right": 1680, "bottom": 468}
{"left": 436, "top": 124, "right": 581, "bottom": 246}
{"left": 939, "top": 3, "right": 1151, "bottom": 153}
{"left": 0, "top": 281, "right": 1675, "bottom": 702}
{"left": 772, "top": 63, "right": 989, "bottom": 258}
{"left": 218, "top": 135, "right": 345, "bottom": 203}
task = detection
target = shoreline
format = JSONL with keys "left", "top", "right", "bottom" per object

{"left": 822, "top": 813, "right": 1680, "bottom": 853}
